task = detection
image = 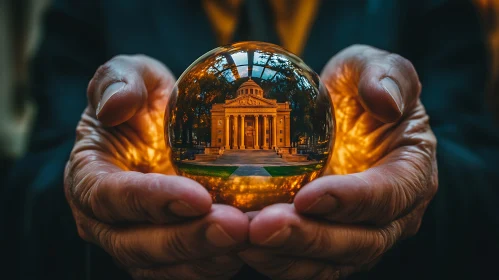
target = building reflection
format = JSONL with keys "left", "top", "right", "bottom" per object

{"left": 167, "top": 42, "right": 335, "bottom": 210}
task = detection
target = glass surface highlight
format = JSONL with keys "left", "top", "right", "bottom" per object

{"left": 166, "top": 42, "right": 335, "bottom": 211}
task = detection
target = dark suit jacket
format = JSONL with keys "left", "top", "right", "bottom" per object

{"left": 5, "top": 0, "right": 499, "bottom": 279}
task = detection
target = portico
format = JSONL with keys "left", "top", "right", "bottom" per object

{"left": 211, "top": 79, "right": 291, "bottom": 150}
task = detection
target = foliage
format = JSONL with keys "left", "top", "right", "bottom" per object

{"left": 171, "top": 46, "right": 331, "bottom": 148}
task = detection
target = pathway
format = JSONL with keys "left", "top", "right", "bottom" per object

{"left": 230, "top": 166, "right": 271, "bottom": 177}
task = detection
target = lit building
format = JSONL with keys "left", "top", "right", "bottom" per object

{"left": 210, "top": 79, "right": 291, "bottom": 149}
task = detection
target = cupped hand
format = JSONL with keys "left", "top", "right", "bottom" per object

{"left": 239, "top": 45, "right": 438, "bottom": 279}
{"left": 64, "top": 55, "right": 248, "bottom": 279}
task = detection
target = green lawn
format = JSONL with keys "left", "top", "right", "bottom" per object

{"left": 264, "top": 164, "right": 323, "bottom": 177}
{"left": 177, "top": 162, "right": 238, "bottom": 179}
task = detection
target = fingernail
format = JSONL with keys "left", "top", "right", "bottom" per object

{"left": 260, "top": 227, "right": 291, "bottom": 247}
{"left": 168, "top": 200, "right": 202, "bottom": 217}
{"left": 206, "top": 224, "right": 237, "bottom": 247}
{"left": 96, "top": 82, "right": 126, "bottom": 116}
{"left": 380, "top": 77, "right": 403, "bottom": 115}
{"left": 304, "top": 194, "right": 338, "bottom": 214}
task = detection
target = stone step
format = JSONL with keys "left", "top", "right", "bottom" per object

{"left": 194, "top": 154, "right": 219, "bottom": 161}
{"left": 282, "top": 154, "right": 309, "bottom": 162}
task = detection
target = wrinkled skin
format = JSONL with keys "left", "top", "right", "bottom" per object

{"left": 64, "top": 45, "right": 438, "bottom": 279}
{"left": 238, "top": 45, "right": 438, "bottom": 279}
{"left": 65, "top": 55, "right": 249, "bottom": 279}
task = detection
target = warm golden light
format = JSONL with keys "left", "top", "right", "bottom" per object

{"left": 166, "top": 42, "right": 335, "bottom": 211}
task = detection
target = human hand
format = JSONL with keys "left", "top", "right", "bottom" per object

{"left": 64, "top": 55, "right": 248, "bottom": 279}
{"left": 239, "top": 45, "right": 438, "bottom": 279}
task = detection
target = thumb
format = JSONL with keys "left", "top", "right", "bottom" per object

{"left": 87, "top": 55, "right": 174, "bottom": 126}
{"left": 321, "top": 45, "right": 422, "bottom": 123}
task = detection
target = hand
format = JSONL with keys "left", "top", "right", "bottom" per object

{"left": 64, "top": 55, "right": 248, "bottom": 279}
{"left": 239, "top": 45, "right": 438, "bottom": 279}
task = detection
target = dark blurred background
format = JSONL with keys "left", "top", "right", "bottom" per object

{"left": 1, "top": 0, "right": 499, "bottom": 165}
{"left": 1, "top": 0, "right": 499, "bottom": 279}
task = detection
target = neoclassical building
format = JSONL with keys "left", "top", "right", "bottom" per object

{"left": 210, "top": 79, "right": 291, "bottom": 149}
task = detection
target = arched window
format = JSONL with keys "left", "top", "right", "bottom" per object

{"left": 250, "top": 89, "right": 253, "bottom": 94}
{"left": 246, "top": 89, "right": 248, "bottom": 94}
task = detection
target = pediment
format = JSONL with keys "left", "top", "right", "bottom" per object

{"left": 224, "top": 95, "right": 276, "bottom": 107}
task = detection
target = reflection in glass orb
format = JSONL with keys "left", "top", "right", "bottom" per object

{"left": 166, "top": 42, "right": 335, "bottom": 212}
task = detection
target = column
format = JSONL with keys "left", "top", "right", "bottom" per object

{"left": 263, "top": 115, "right": 268, "bottom": 149}
{"left": 254, "top": 115, "right": 259, "bottom": 149}
{"left": 232, "top": 115, "right": 238, "bottom": 149}
{"left": 284, "top": 115, "right": 291, "bottom": 147}
{"left": 225, "top": 116, "right": 230, "bottom": 149}
{"left": 240, "top": 115, "right": 245, "bottom": 149}
{"left": 272, "top": 115, "right": 277, "bottom": 149}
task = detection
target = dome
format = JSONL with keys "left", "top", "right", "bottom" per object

{"left": 237, "top": 78, "right": 264, "bottom": 97}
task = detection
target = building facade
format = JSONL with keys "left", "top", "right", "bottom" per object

{"left": 210, "top": 79, "right": 291, "bottom": 149}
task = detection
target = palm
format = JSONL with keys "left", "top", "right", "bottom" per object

{"left": 322, "top": 52, "right": 427, "bottom": 176}
{"left": 66, "top": 55, "right": 249, "bottom": 279}
{"left": 80, "top": 59, "right": 175, "bottom": 175}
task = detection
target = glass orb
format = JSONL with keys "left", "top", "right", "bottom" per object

{"left": 166, "top": 41, "right": 335, "bottom": 212}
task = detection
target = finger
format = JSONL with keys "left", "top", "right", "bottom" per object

{"left": 245, "top": 211, "right": 260, "bottom": 221}
{"left": 321, "top": 44, "right": 421, "bottom": 123}
{"left": 239, "top": 250, "right": 355, "bottom": 280}
{"left": 295, "top": 141, "right": 437, "bottom": 225}
{"left": 87, "top": 54, "right": 175, "bottom": 126}
{"left": 90, "top": 204, "right": 248, "bottom": 268}
{"left": 248, "top": 204, "right": 404, "bottom": 265}
{"left": 71, "top": 167, "right": 212, "bottom": 223}
{"left": 128, "top": 256, "right": 244, "bottom": 280}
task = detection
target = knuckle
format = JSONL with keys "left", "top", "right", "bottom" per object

{"left": 91, "top": 55, "right": 132, "bottom": 88}
{"left": 115, "top": 179, "right": 163, "bottom": 223}
{"left": 391, "top": 181, "right": 415, "bottom": 219}
{"left": 363, "top": 233, "right": 387, "bottom": 264}
{"left": 118, "top": 183, "right": 147, "bottom": 221}
{"left": 75, "top": 218, "right": 92, "bottom": 242}
{"left": 109, "top": 232, "right": 146, "bottom": 268}
{"left": 387, "top": 53, "right": 412, "bottom": 70}
{"left": 162, "top": 230, "right": 193, "bottom": 262}
{"left": 302, "top": 226, "right": 330, "bottom": 256}
{"left": 355, "top": 225, "right": 399, "bottom": 265}
{"left": 342, "top": 230, "right": 373, "bottom": 264}
{"left": 376, "top": 223, "right": 400, "bottom": 253}
{"left": 93, "top": 222, "right": 114, "bottom": 251}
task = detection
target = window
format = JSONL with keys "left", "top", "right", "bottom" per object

{"left": 266, "top": 138, "right": 269, "bottom": 143}
{"left": 280, "top": 138, "right": 283, "bottom": 143}
{"left": 266, "top": 129, "right": 269, "bottom": 134}
{"left": 246, "top": 89, "right": 248, "bottom": 94}
{"left": 218, "top": 138, "right": 221, "bottom": 143}
{"left": 247, "top": 121, "right": 253, "bottom": 126}
{"left": 250, "top": 89, "right": 253, "bottom": 94}
{"left": 280, "top": 130, "right": 283, "bottom": 134}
